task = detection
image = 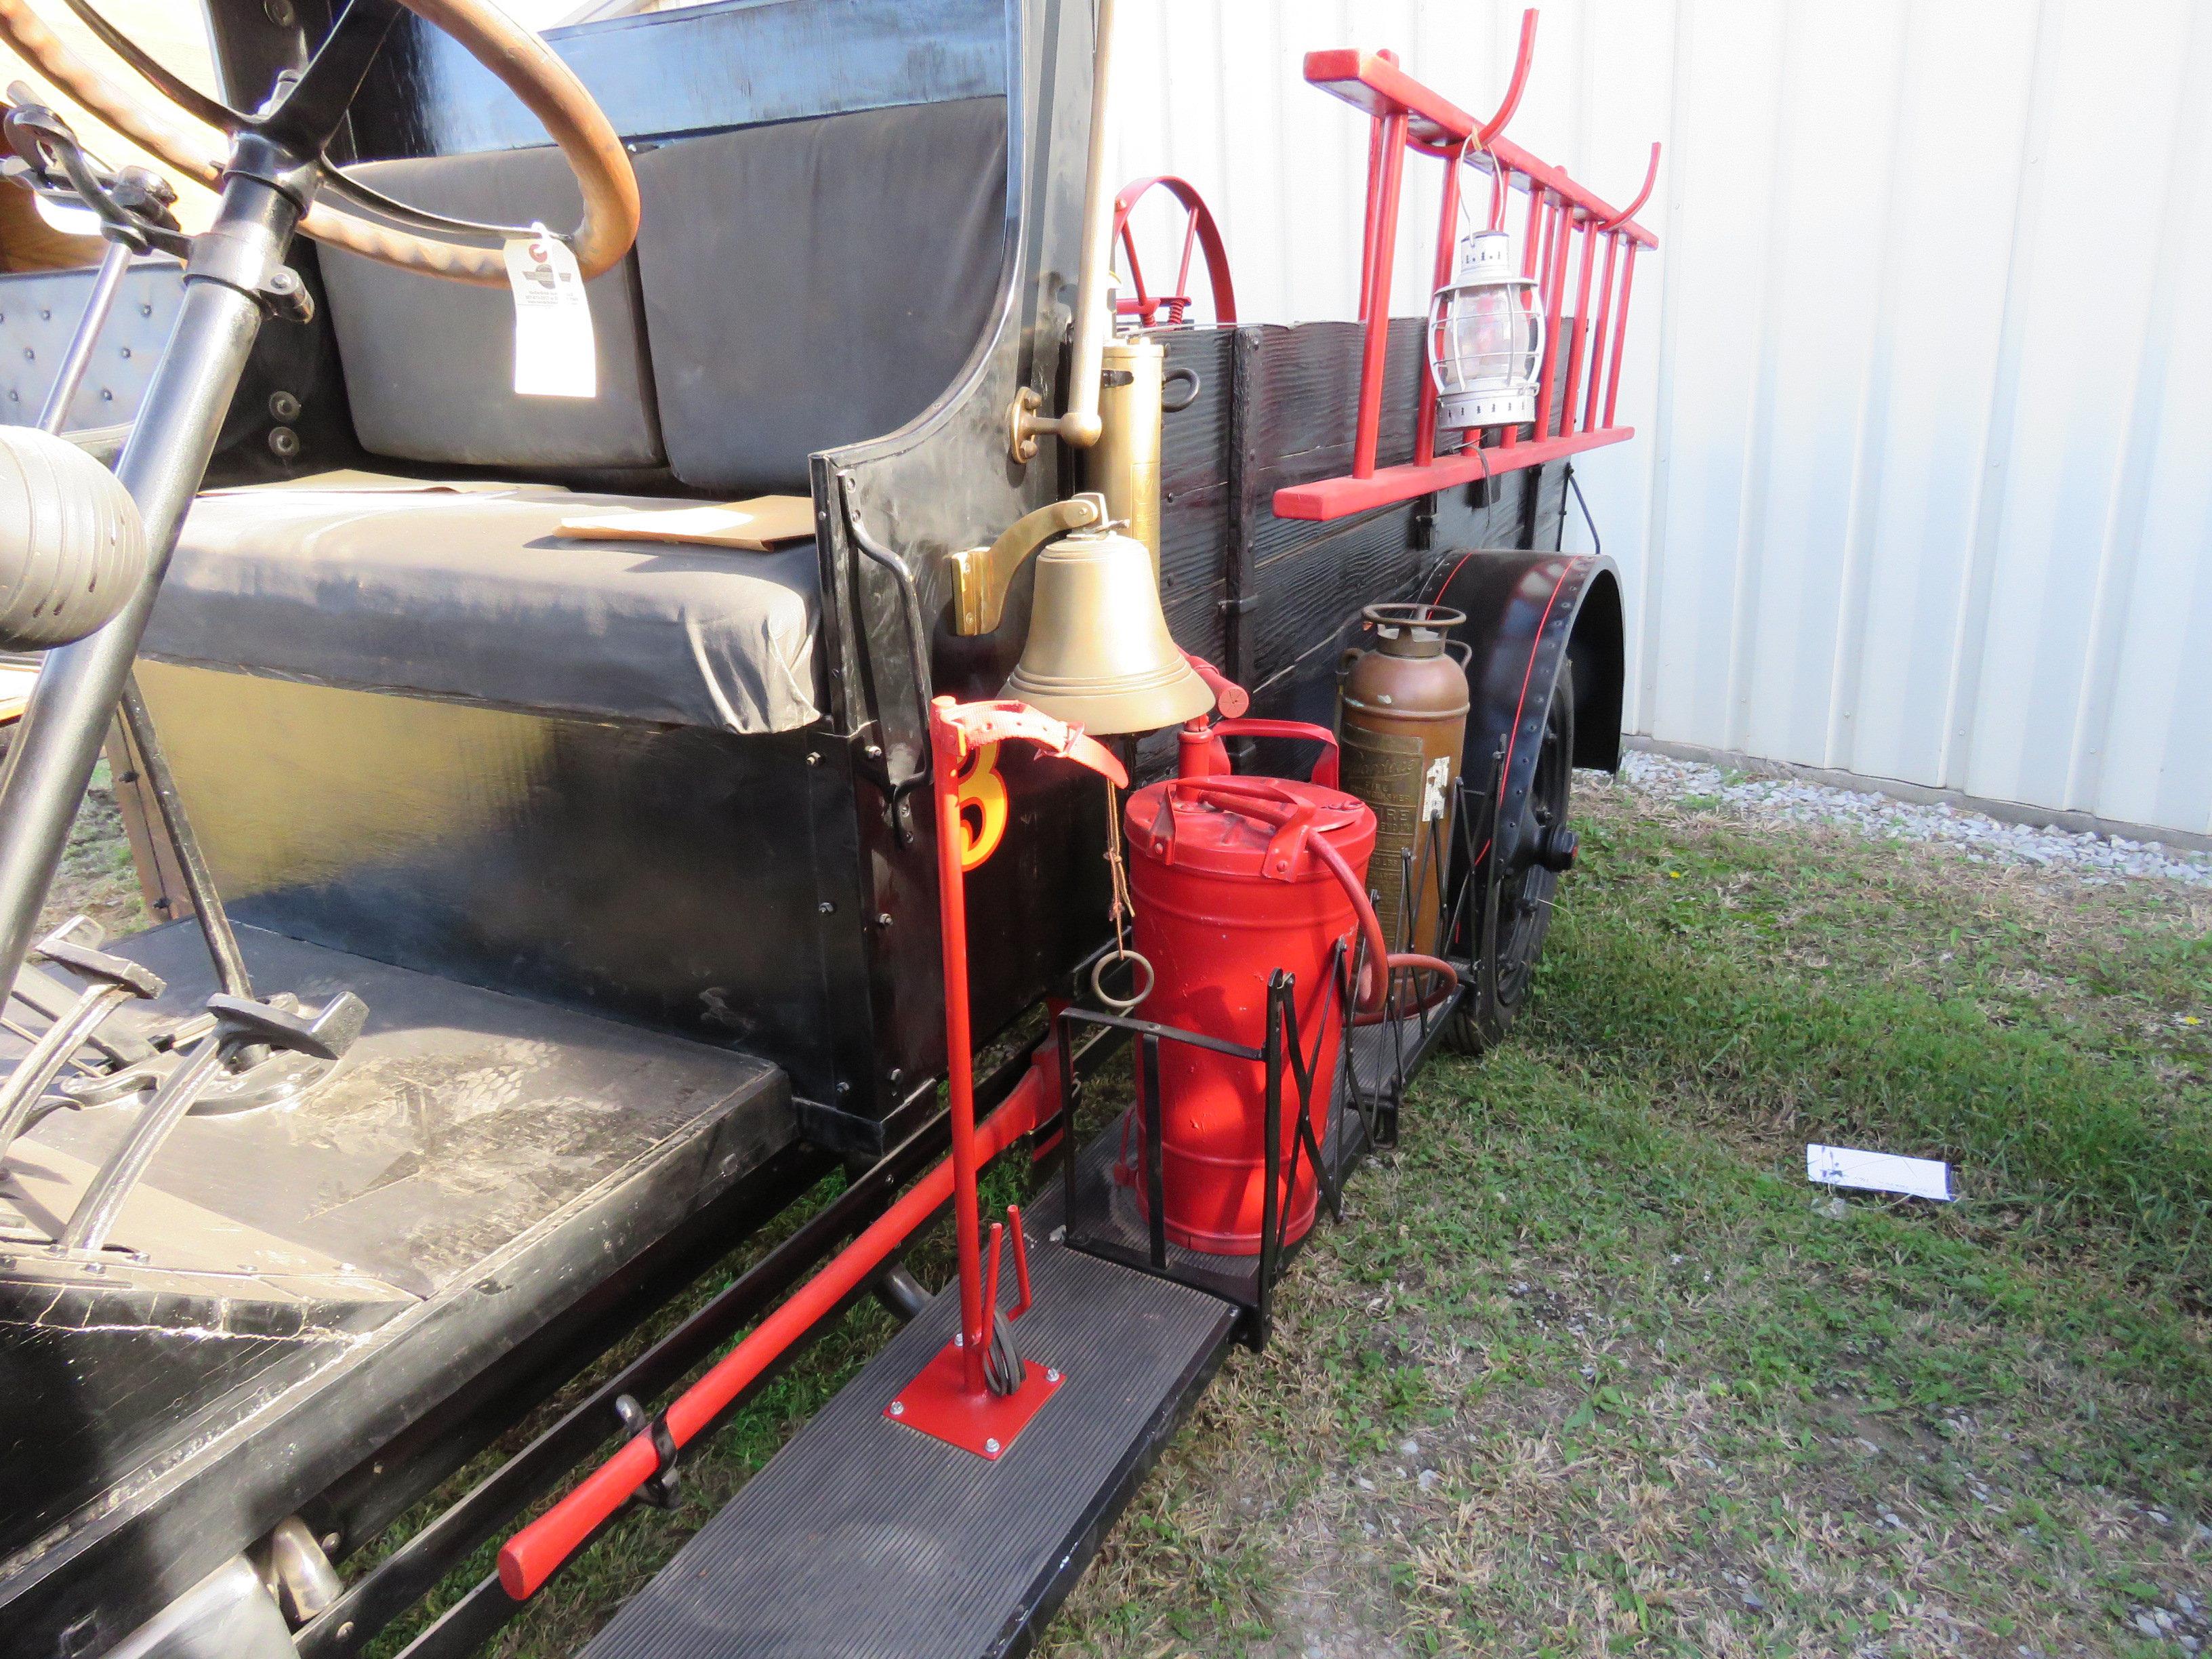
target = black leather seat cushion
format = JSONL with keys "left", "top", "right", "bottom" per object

{"left": 147, "top": 477, "right": 822, "bottom": 734}
{"left": 319, "top": 149, "right": 664, "bottom": 472}
{"left": 632, "top": 96, "right": 1008, "bottom": 493}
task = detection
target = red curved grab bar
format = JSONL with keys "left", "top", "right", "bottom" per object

{"left": 1475, "top": 8, "right": 1539, "bottom": 148}
{"left": 1410, "top": 8, "right": 1534, "bottom": 158}
{"left": 1599, "top": 141, "right": 1663, "bottom": 230}
{"left": 1111, "top": 175, "right": 1237, "bottom": 325}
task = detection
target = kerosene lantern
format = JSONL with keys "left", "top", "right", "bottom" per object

{"left": 1427, "top": 227, "right": 1544, "bottom": 432}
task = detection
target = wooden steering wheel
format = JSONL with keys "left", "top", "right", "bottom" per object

{"left": 0, "top": 0, "right": 640, "bottom": 285}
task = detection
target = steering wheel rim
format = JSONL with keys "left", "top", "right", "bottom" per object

{"left": 0, "top": 0, "right": 640, "bottom": 285}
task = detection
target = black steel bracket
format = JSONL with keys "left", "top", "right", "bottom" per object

{"left": 614, "top": 1395, "right": 681, "bottom": 1511}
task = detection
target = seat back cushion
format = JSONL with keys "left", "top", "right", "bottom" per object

{"left": 632, "top": 96, "right": 1008, "bottom": 495}
{"left": 319, "top": 148, "right": 663, "bottom": 472}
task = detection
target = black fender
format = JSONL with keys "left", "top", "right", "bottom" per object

{"left": 1433, "top": 549, "right": 1625, "bottom": 865}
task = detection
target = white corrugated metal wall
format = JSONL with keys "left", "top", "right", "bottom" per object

{"left": 1112, "top": 0, "right": 2212, "bottom": 840}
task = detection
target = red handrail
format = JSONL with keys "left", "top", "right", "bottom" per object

{"left": 1111, "top": 175, "right": 1237, "bottom": 326}
{"left": 497, "top": 1052, "right": 1059, "bottom": 1600}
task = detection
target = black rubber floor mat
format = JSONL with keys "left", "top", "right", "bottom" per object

{"left": 579, "top": 1216, "right": 1236, "bottom": 1659}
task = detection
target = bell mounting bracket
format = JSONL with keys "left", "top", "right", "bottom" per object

{"left": 947, "top": 493, "right": 1107, "bottom": 637}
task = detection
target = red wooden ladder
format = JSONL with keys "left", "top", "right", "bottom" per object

{"left": 1274, "top": 13, "right": 1661, "bottom": 523}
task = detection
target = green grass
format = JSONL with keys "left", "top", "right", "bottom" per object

{"left": 74, "top": 770, "right": 2198, "bottom": 1656}
{"left": 1039, "top": 782, "right": 2211, "bottom": 1657}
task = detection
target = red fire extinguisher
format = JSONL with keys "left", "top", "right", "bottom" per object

{"left": 1120, "top": 773, "right": 1452, "bottom": 1255}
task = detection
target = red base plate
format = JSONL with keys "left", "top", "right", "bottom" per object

{"left": 886, "top": 1336, "right": 1063, "bottom": 1459}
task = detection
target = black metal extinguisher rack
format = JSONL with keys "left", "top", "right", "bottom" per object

{"left": 1054, "top": 964, "right": 1357, "bottom": 1351}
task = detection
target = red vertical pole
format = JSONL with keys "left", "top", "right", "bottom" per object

{"left": 1504, "top": 187, "right": 1545, "bottom": 451}
{"left": 928, "top": 703, "right": 988, "bottom": 1395}
{"left": 1352, "top": 108, "right": 1410, "bottom": 480}
{"left": 1603, "top": 245, "right": 1638, "bottom": 429}
{"left": 1356, "top": 49, "right": 1401, "bottom": 327}
{"left": 1559, "top": 211, "right": 1599, "bottom": 435}
{"left": 1414, "top": 139, "right": 1466, "bottom": 467}
{"left": 1532, "top": 199, "right": 1573, "bottom": 439}
{"left": 1581, "top": 230, "right": 1620, "bottom": 434}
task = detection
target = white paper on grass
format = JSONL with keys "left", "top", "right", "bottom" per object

{"left": 1805, "top": 1143, "right": 1954, "bottom": 1202}
{"left": 504, "top": 226, "right": 596, "bottom": 399}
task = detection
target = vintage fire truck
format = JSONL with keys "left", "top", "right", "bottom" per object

{"left": 0, "top": 1, "right": 1654, "bottom": 1653}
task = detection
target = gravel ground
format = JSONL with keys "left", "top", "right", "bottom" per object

{"left": 1614, "top": 747, "right": 2212, "bottom": 888}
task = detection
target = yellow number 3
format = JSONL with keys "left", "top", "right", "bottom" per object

{"left": 955, "top": 741, "right": 1008, "bottom": 871}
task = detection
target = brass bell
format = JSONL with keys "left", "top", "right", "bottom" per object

{"left": 1004, "top": 517, "right": 1214, "bottom": 735}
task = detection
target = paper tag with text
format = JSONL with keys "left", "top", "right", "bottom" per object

{"left": 504, "top": 227, "right": 596, "bottom": 398}
{"left": 1421, "top": 756, "right": 1452, "bottom": 822}
{"left": 1805, "top": 1143, "right": 1954, "bottom": 1202}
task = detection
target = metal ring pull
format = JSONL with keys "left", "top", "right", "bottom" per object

{"left": 1162, "top": 366, "right": 1202, "bottom": 413}
{"left": 1090, "top": 947, "right": 1155, "bottom": 1014}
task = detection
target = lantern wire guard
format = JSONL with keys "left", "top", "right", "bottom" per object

{"left": 1427, "top": 224, "right": 1544, "bottom": 432}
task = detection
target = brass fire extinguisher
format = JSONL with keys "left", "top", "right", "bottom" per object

{"left": 1336, "top": 603, "right": 1471, "bottom": 958}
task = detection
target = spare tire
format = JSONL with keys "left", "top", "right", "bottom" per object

{"left": 0, "top": 425, "right": 148, "bottom": 651}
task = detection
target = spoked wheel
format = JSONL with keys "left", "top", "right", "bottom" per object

{"left": 1446, "top": 661, "right": 1577, "bottom": 1055}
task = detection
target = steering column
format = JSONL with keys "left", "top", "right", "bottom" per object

{"left": 0, "top": 0, "right": 640, "bottom": 994}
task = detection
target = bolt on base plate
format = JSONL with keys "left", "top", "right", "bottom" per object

{"left": 885, "top": 1335, "right": 1063, "bottom": 1459}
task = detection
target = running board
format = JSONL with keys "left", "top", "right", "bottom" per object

{"left": 578, "top": 1206, "right": 1238, "bottom": 1659}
